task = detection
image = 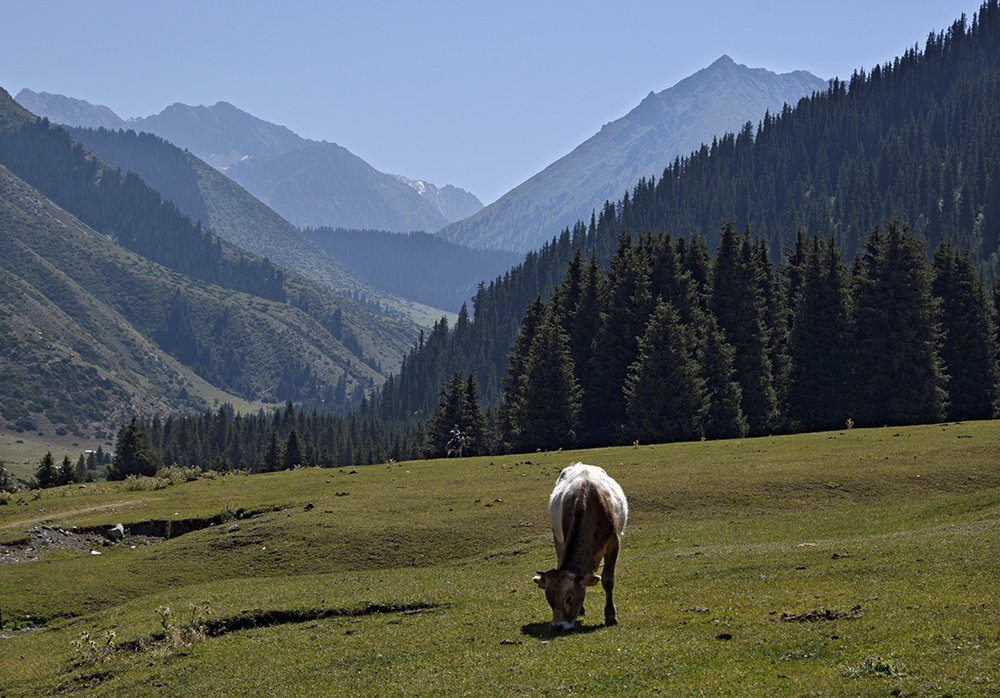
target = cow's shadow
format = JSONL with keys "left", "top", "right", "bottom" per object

{"left": 520, "top": 621, "right": 607, "bottom": 639}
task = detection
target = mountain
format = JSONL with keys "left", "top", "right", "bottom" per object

{"left": 224, "top": 139, "right": 454, "bottom": 231}
{"left": 61, "top": 125, "right": 452, "bottom": 328}
{"left": 369, "top": 3, "right": 1000, "bottom": 441}
{"left": 14, "top": 89, "right": 126, "bottom": 131}
{"left": 0, "top": 88, "right": 417, "bottom": 440}
{"left": 392, "top": 175, "right": 485, "bottom": 223}
{"left": 129, "top": 100, "right": 310, "bottom": 169}
{"left": 438, "top": 55, "right": 828, "bottom": 252}
{"left": 15, "top": 91, "right": 483, "bottom": 232}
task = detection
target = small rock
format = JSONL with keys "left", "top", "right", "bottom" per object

{"left": 107, "top": 523, "right": 125, "bottom": 541}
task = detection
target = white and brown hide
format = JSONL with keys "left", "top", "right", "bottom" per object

{"left": 533, "top": 463, "right": 628, "bottom": 631}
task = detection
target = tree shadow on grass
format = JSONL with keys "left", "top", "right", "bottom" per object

{"left": 520, "top": 621, "right": 607, "bottom": 640}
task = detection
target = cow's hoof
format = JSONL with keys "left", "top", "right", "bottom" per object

{"left": 605, "top": 616, "right": 618, "bottom": 626}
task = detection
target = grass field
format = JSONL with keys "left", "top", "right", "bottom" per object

{"left": 1, "top": 421, "right": 998, "bottom": 696}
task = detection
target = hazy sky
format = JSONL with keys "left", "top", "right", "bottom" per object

{"left": 2, "top": 0, "right": 984, "bottom": 204}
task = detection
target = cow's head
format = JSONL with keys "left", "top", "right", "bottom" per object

{"left": 533, "top": 569, "right": 601, "bottom": 631}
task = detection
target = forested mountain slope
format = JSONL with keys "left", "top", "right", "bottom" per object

{"left": 0, "top": 88, "right": 415, "bottom": 439}
{"left": 62, "top": 126, "right": 452, "bottom": 327}
{"left": 371, "top": 2, "right": 1000, "bottom": 441}
{"left": 438, "top": 56, "right": 827, "bottom": 253}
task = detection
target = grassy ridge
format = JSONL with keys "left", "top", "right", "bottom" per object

{"left": 1, "top": 421, "right": 998, "bottom": 696}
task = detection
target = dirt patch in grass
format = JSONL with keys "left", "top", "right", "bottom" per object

{"left": 115, "top": 602, "right": 442, "bottom": 654}
{"left": 778, "top": 605, "right": 864, "bottom": 622}
{"left": 0, "top": 508, "right": 277, "bottom": 564}
{"left": 202, "top": 602, "right": 442, "bottom": 636}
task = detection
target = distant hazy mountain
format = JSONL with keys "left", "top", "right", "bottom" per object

{"left": 129, "top": 100, "right": 310, "bottom": 170}
{"left": 224, "top": 139, "right": 454, "bottom": 231}
{"left": 393, "top": 175, "right": 485, "bottom": 223}
{"left": 438, "top": 55, "right": 828, "bottom": 252}
{"left": 63, "top": 125, "right": 490, "bottom": 320}
{"left": 14, "top": 90, "right": 483, "bottom": 231}
{"left": 15, "top": 89, "right": 127, "bottom": 130}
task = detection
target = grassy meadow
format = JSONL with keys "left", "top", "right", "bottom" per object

{"left": 1, "top": 420, "right": 998, "bottom": 696}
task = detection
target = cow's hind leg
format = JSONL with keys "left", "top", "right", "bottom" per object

{"left": 601, "top": 536, "right": 620, "bottom": 626}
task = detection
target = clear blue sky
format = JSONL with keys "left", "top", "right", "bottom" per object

{"left": 1, "top": 0, "right": 983, "bottom": 205}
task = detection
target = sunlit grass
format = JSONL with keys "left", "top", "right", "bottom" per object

{"left": 1, "top": 421, "right": 998, "bottom": 696}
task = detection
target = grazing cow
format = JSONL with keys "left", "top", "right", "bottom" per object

{"left": 533, "top": 462, "right": 628, "bottom": 631}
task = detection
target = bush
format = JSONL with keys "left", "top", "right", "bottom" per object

{"left": 156, "top": 465, "right": 203, "bottom": 484}
{"left": 119, "top": 474, "right": 170, "bottom": 491}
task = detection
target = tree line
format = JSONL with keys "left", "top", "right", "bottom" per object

{"left": 496, "top": 221, "right": 998, "bottom": 452}
{"left": 100, "top": 220, "right": 999, "bottom": 478}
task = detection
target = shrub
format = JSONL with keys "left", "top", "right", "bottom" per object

{"left": 120, "top": 474, "right": 170, "bottom": 491}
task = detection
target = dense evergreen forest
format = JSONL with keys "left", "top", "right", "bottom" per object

{"left": 105, "top": 1, "right": 1000, "bottom": 474}
{"left": 375, "top": 3, "right": 1000, "bottom": 422}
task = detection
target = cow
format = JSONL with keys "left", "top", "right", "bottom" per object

{"left": 533, "top": 462, "right": 628, "bottom": 631}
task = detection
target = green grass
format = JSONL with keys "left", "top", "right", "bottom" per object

{"left": 1, "top": 421, "right": 998, "bottom": 696}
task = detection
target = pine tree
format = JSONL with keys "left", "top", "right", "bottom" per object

{"left": 283, "top": 428, "right": 305, "bottom": 470}
{"left": 109, "top": 418, "right": 161, "bottom": 480}
{"left": 698, "top": 314, "right": 749, "bottom": 439}
{"left": 787, "top": 236, "right": 853, "bottom": 431}
{"left": 711, "top": 222, "right": 778, "bottom": 434}
{"left": 263, "top": 430, "right": 283, "bottom": 472}
{"left": 499, "top": 298, "right": 545, "bottom": 450}
{"left": 33, "top": 452, "right": 58, "bottom": 489}
{"left": 583, "top": 234, "right": 652, "bottom": 443}
{"left": 851, "top": 221, "right": 947, "bottom": 426}
{"left": 508, "top": 311, "right": 582, "bottom": 452}
{"left": 932, "top": 241, "right": 1000, "bottom": 419}
{"left": 625, "top": 300, "right": 707, "bottom": 443}
{"left": 462, "top": 372, "right": 488, "bottom": 455}
{"left": 58, "top": 455, "right": 77, "bottom": 486}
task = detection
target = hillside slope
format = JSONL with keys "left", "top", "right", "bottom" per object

{"left": 0, "top": 162, "right": 391, "bottom": 439}
{"left": 438, "top": 56, "right": 827, "bottom": 252}
{"left": 63, "top": 126, "right": 454, "bottom": 328}
{"left": 0, "top": 89, "right": 417, "bottom": 440}
{"left": 224, "top": 139, "right": 454, "bottom": 231}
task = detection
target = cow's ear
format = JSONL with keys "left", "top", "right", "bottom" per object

{"left": 533, "top": 572, "right": 547, "bottom": 589}
{"left": 579, "top": 574, "right": 601, "bottom": 587}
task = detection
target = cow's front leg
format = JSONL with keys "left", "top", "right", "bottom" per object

{"left": 602, "top": 536, "right": 620, "bottom": 626}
